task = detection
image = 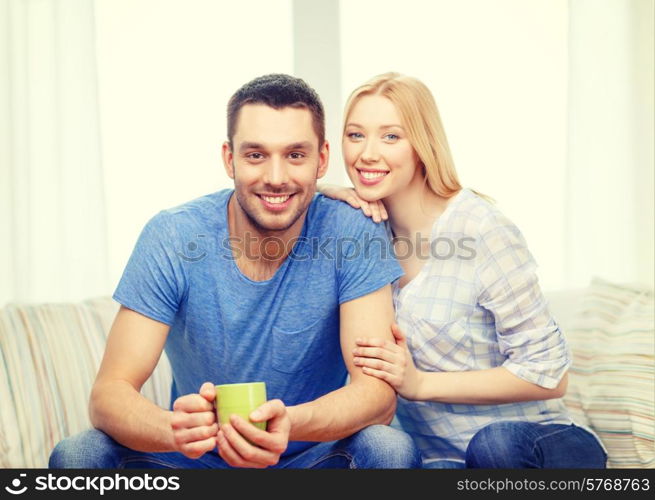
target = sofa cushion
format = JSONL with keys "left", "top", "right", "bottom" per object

{"left": 0, "top": 297, "right": 171, "bottom": 467}
{"left": 563, "top": 278, "right": 654, "bottom": 468}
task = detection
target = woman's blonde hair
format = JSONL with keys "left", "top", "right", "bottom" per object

{"left": 343, "top": 72, "right": 462, "bottom": 200}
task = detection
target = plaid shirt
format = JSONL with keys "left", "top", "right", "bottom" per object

{"left": 392, "top": 188, "right": 584, "bottom": 464}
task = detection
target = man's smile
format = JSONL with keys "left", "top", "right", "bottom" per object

{"left": 257, "top": 192, "right": 296, "bottom": 211}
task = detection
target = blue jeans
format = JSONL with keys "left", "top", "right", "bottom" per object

{"left": 49, "top": 425, "right": 421, "bottom": 469}
{"left": 425, "top": 422, "right": 607, "bottom": 469}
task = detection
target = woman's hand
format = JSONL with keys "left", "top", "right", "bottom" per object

{"left": 317, "top": 183, "right": 388, "bottom": 223}
{"left": 353, "top": 324, "right": 424, "bottom": 400}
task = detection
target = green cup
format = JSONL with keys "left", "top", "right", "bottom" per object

{"left": 215, "top": 382, "right": 267, "bottom": 431}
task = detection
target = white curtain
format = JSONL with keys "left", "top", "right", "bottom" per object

{"left": 0, "top": 0, "right": 109, "bottom": 306}
{"left": 566, "top": 0, "right": 654, "bottom": 289}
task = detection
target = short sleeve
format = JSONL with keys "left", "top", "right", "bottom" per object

{"left": 112, "top": 211, "right": 188, "bottom": 325}
{"left": 336, "top": 211, "right": 404, "bottom": 304}
{"left": 475, "top": 212, "right": 570, "bottom": 389}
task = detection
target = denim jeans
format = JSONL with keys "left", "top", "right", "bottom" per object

{"left": 425, "top": 422, "right": 607, "bottom": 469}
{"left": 48, "top": 425, "right": 422, "bottom": 469}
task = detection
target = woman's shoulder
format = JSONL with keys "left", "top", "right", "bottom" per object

{"left": 457, "top": 190, "right": 535, "bottom": 265}
{"left": 442, "top": 188, "right": 514, "bottom": 237}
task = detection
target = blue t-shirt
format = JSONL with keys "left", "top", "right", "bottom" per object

{"left": 113, "top": 189, "right": 403, "bottom": 456}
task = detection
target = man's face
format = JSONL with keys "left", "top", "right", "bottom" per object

{"left": 223, "top": 104, "right": 329, "bottom": 233}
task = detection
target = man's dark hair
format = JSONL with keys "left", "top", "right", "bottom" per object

{"left": 227, "top": 74, "right": 325, "bottom": 147}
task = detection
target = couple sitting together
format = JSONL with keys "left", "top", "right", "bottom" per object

{"left": 50, "top": 73, "right": 606, "bottom": 469}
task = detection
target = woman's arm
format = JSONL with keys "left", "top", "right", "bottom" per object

{"left": 316, "top": 183, "right": 388, "bottom": 223}
{"left": 354, "top": 211, "right": 570, "bottom": 405}
{"left": 353, "top": 326, "right": 568, "bottom": 404}
{"left": 415, "top": 367, "right": 568, "bottom": 404}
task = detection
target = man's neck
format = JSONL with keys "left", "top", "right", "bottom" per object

{"left": 227, "top": 195, "right": 307, "bottom": 280}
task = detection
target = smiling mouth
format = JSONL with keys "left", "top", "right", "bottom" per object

{"left": 259, "top": 194, "right": 292, "bottom": 203}
{"left": 257, "top": 193, "right": 296, "bottom": 211}
{"left": 356, "top": 168, "right": 389, "bottom": 184}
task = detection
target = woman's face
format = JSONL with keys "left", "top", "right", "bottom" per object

{"left": 343, "top": 94, "right": 421, "bottom": 202}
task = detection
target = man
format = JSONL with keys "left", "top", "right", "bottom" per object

{"left": 49, "top": 74, "right": 420, "bottom": 468}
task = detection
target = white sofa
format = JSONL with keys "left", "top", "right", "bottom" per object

{"left": 0, "top": 278, "right": 652, "bottom": 468}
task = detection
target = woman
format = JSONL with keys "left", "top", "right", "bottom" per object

{"left": 319, "top": 72, "right": 606, "bottom": 468}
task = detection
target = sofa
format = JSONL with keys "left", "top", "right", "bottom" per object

{"left": 1, "top": 278, "right": 652, "bottom": 468}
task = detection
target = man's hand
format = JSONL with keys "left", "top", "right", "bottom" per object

{"left": 170, "top": 382, "right": 219, "bottom": 459}
{"left": 216, "top": 399, "right": 290, "bottom": 468}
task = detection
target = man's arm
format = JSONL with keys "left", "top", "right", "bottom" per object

{"left": 213, "top": 284, "right": 398, "bottom": 468}
{"left": 89, "top": 306, "right": 218, "bottom": 457}
{"left": 285, "top": 284, "right": 397, "bottom": 442}
{"left": 89, "top": 306, "right": 174, "bottom": 452}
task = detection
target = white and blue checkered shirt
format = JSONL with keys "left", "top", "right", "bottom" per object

{"left": 392, "top": 188, "right": 582, "bottom": 465}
